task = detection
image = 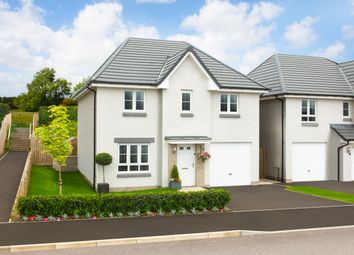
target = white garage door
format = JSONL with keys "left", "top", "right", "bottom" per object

{"left": 209, "top": 143, "right": 251, "bottom": 187}
{"left": 292, "top": 143, "right": 327, "bottom": 182}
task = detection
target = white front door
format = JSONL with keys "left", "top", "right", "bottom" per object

{"left": 177, "top": 145, "right": 195, "bottom": 186}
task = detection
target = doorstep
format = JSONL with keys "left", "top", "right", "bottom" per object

{"left": 179, "top": 187, "right": 206, "bottom": 192}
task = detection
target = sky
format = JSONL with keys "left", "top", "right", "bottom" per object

{"left": 0, "top": 0, "right": 353, "bottom": 96}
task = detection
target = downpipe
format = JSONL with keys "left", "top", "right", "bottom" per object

{"left": 337, "top": 142, "right": 349, "bottom": 181}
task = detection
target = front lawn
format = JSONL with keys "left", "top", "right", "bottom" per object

{"left": 286, "top": 186, "right": 354, "bottom": 203}
{"left": 28, "top": 165, "right": 95, "bottom": 195}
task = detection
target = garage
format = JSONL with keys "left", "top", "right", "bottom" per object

{"left": 292, "top": 143, "right": 327, "bottom": 182}
{"left": 209, "top": 143, "right": 251, "bottom": 186}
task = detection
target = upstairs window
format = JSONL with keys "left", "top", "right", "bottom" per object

{"left": 343, "top": 102, "right": 350, "bottom": 118}
{"left": 181, "top": 90, "right": 192, "bottom": 112}
{"left": 301, "top": 99, "right": 316, "bottom": 122}
{"left": 124, "top": 91, "right": 145, "bottom": 111}
{"left": 220, "top": 94, "right": 238, "bottom": 113}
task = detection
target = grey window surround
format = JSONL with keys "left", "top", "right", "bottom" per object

{"left": 117, "top": 173, "right": 151, "bottom": 178}
{"left": 122, "top": 112, "right": 147, "bottom": 117}
{"left": 114, "top": 137, "right": 155, "bottom": 143}
{"left": 301, "top": 122, "right": 319, "bottom": 127}
{"left": 180, "top": 112, "right": 194, "bottom": 117}
{"left": 343, "top": 118, "right": 352, "bottom": 122}
{"left": 219, "top": 113, "right": 240, "bottom": 118}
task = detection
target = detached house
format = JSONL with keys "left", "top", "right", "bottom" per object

{"left": 74, "top": 38, "right": 268, "bottom": 191}
{"left": 248, "top": 54, "right": 354, "bottom": 183}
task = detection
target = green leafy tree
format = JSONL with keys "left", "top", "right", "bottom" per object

{"left": 15, "top": 68, "right": 71, "bottom": 111}
{"left": 35, "top": 105, "right": 73, "bottom": 195}
{"left": 72, "top": 77, "right": 89, "bottom": 95}
{"left": 95, "top": 153, "right": 113, "bottom": 183}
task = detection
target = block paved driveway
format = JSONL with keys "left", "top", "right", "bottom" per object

{"left": 0, "top": 152, "right": 28, "bottom": 222}
{"left": 224, "top": 184, "right": 349, "bottom": 211}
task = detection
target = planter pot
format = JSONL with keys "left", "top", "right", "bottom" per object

{"left": 97, "top": 183, "right": 109, "bottom": 193}
{"left": 168, "top": 181, "right": 181, "bottom": 190}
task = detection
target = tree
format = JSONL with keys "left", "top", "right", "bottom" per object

{"left": 95, "top": 153, "right": 113, "bottom": 183}
{"left": 15, "top": 68, "right": 71, "bottom": 111}
{"left": 72, "top": 77, "right": 90, "bottom": 95}
{"left": 35, "top": 105, "right": 73, "bottom": 195}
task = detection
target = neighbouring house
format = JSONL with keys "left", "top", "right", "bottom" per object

{"left": 73, "top": 37, "right": 268, "bottom": 191}
{"left": 248, "top": 54, "right": 354, "bottom": 183}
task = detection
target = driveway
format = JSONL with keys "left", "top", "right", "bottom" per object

{"left": 287, "top": 181, "right": 354, "bottom": 194}
{"left": 224, "top": 184, "right": 348, "bottom": 211}
{"left": 0, "top": 152, "right": 28, "bottom": 222}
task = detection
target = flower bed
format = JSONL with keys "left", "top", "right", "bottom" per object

{"left": 17, "top": 189, "right": 231, "bottom": 222}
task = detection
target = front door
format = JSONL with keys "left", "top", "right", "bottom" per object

{"left": 177, "top": 145, "right": 195, "bottom": 186}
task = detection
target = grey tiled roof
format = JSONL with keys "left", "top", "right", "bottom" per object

{"left": 248, "top": 54, "right": 354, "bottom": 97}
{"left": 88, "top": 38, "right": 267, "bottom": 90}
{"left": 340, "top": 60, "right": 354, "bottom": 88}
{"left": 330, "top": 124, "right": 354, "bottom": 141}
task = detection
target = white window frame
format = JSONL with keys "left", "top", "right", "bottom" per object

{"left": 301, "top": 99, "right": 317, "bottom": 123}
{"left": 123, "top": 91, "right": 145, "bottom": 112}
{"left": 118, "top": 144, "right": 149, "bottom": 173}
{"left": 220, "top": 94, "right": 238, "bottom": 114}
{"left": 181, "top": 90, "right": 192, "bottom": 112}
{"left": 343, "top": 101, "right": 350, "bottom": 118}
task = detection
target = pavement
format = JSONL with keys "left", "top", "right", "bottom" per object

{"left": 224, "top": 184, "right": 347, "bottom": 211}
{"left": 8, "top": 226, "right": 354, "bottom": 255}
{"left": 0, "top": 205, "right": 354, "bottom": 246}
{"left": 287, "top": 180, "right": 354, "bottom": 194}
{"left": 0, "top": 152, "right": 28, "bottom": 222}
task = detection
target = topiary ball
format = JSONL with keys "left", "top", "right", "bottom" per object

{"left": 95, "top": 153, "right": 113, "bottom": 166}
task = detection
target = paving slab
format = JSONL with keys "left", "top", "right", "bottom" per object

{"left": 0, "top": 152, "right": 28, "bottom": 222}
{"left": 224, "top": 184, "right": 347, "bottom": 211}
{"left": 287, "top": 181, "right": 354, "bottom": 194}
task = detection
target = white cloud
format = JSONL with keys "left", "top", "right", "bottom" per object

{"left": 284, "top": 16, "right": 319, "bottom": 47}
{"left": 168, "top": 0, "right": 282, "bottom": 72}
{"left": 313, "top": 41, "right": 345, "bottom": 59}
{"left": 136, "top": 0, "right": 175, "bottom": 3}
{"left": 0, "top": 0, "right": 159, "bottom": 96}
{"left": 239, "top": 45, "right": 276, "bottom": 74}
{"left": 342, "top": 25, "right": 354, "bottom": 40}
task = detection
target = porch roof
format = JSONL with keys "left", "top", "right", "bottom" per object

{"left": 330, "top": 124, "right": 354, "bottom": 141}
{"left": 164, "top": 136, "right": 211, "bottom": 143}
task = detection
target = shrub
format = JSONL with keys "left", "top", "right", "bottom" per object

{"left": 95, "top": 153, "right": 113, "bottom": 166}
{"left": 39, "top": 106, "right": 77, "bottom": 125}
{"left": 17, "top": 189, "right": 230, "bottom": 217}
{"left": 170, "top": 165, "right": 181, "bottom": 182}
{"left": 0, "top": 103, "right": 10, "bottom": 123}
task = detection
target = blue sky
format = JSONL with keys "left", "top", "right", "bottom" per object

{"left": 0, "top": 0, "right": 353, "bottom": 96}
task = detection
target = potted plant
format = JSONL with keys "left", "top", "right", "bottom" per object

{"left": 95, "top": 152, "right": 113, "bottom": 193}
{"left": 168, "top": 164, "right": 181, "bottom": 190}
{"left": 197, "top": 151, "right": 211, "bottom": 162}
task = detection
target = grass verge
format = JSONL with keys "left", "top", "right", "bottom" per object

{"left": 286, "top": 186, "right": 354, "bottom": 203}
{"left": 11, "top": 111, "right": 34, "bottom": 123}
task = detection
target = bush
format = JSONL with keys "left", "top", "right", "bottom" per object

{"left": 170, "top": 164, "right": 181, "bottom": 182}
{"left": 0, "top": 103, "right": 10, "bottom": 123}
{"left": 61, "top": 98, "right": 77, "bottom": 106}
{"left": 17, "top": 189, "right": 230, "bottom": 217}
{"left": 39, "top": 106, "right": 77, "bottom": 125}
{"left": 95, "top": 153, "right": 113, "bottom": 166}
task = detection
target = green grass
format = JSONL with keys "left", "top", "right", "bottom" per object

{"left": 28, "top": 165, "right": 95, "bottom": 196}
{"left": 286, "top": 186, "right": 354, "bottom": 203}
{"left": 11, "top": 111, "right": 34, "bottom": 123}
{"left": 111, "top": 188, "right": 177, "bottom": 196}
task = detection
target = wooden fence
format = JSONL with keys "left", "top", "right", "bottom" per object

{"left": 31, "top": 135, "right": 53, "bottom": 165}
{"left": 10, "top": 151, "right": 32, "bottom": 221}
{"left": 0, "top": 113, "right": 11, "bottom": 156}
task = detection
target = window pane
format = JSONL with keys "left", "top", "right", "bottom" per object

{"left": 309, "top": 107, "right": 315, "bottom": 115}
{"left": 141, "top": 145, "right": 148, "bottom": 154}
{"left": 230, "top": 95, "right": 237, "bottom": 104}
{"left": 135, "top": 92, "right": 144, "bottom": 110}
{"left": 119, "top": 145, "right": 127, "bottom": 163}
{"left": 130, "top": 165, "right": 139, "bottom": 171}
{"left": 309, "top": 116, "right": 316, "bottom": 122}
{"left": 136, "top": 91, "right": 144, "bottom": 101}
{"left": 119, "top": 155, "right": 126, "bottom": 163}
{"left": 141, "top": 154, "right": 148, "bottom": 163}
{"left": 140, "top": 165, "right": 149, "bottom": 171}
{"left": 302, "top": 116, "right": 308, "bottom": 122}
{"left": 343, "top": 102, "right": 349, "bottom": 117}
{"left": 119, "top": 145, "right": 127, "bottom": 153}
{"left": 182, "top": 92, "right": 190, "bottom": 102}
{"left": 141, "top": 145, "right": 148, "bottom": 163}
{"left": 182, "top": 102, "right": 190, "bottom": 111}
{"left": 302, "top": 99, "right": 307, "bottom": 108}
{"left": 136, "top": 101, "right": 144, "bottom": 110}
{"left": 310, "top": 100, "right": 316, "bottom": 108}
{"left": 118, "top": 166, "right": 127, "bottom": 172}
{"left": 124, "top": 91, "right": 133, "bottom": 110}
{"left": 220, "top": 95, "right": 228, "bottom": 104}
{"left": 230, "top": 103, "right": 237, "bottom": 112}
{"left": 220, "top": 103, "right": 227, "bottom": 112}
{"left": 130, "top": 145, "right": 138, "bottom": 163}
{"left": 220, "top": 95, "right": 228, "bottom": 112}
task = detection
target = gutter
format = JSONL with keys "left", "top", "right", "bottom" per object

{"left": 87, "top": 87, "right": 97, "bottom": 191}
{"left": 276, "top": 96, "right": 285, "bottom": 183}
{"left": 337, "top": 141, "right": 349, "bottom": 181}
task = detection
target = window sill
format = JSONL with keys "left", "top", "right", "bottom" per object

{"left": 343, "top": 118, "right": 352, "bottom": 122}
{"left": 117, "top": 173, "right": 151, "bottom": 178}
{"left": 180, "top": 112, "right": 194, "bottom": 117}
{"left": 301, "top": 122, "right": 319, "bottom": 127}
{"left": 122, "top": 112, "right": 147, "bottom": 117}
{"left": 219, "top": 113, "right": 240, "bottom": 118}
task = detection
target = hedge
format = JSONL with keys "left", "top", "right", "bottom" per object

{"left": 0, "top": 103, "right": 10, "bottom": 124}
{"left": 38, "top": 106, "right": 77, "bottom": 126}
{"left": 17, "top": 189, "right": 230, "bottom": 217}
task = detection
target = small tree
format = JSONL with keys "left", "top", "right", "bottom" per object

{"left": 95, "top": 153, "right": 112, "bottom": 183}
{"left": 170, "top": 164, "right": 181, "bottom": 182}
{"left": 35, "top": 105, "right": 72, "bottom": 195}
